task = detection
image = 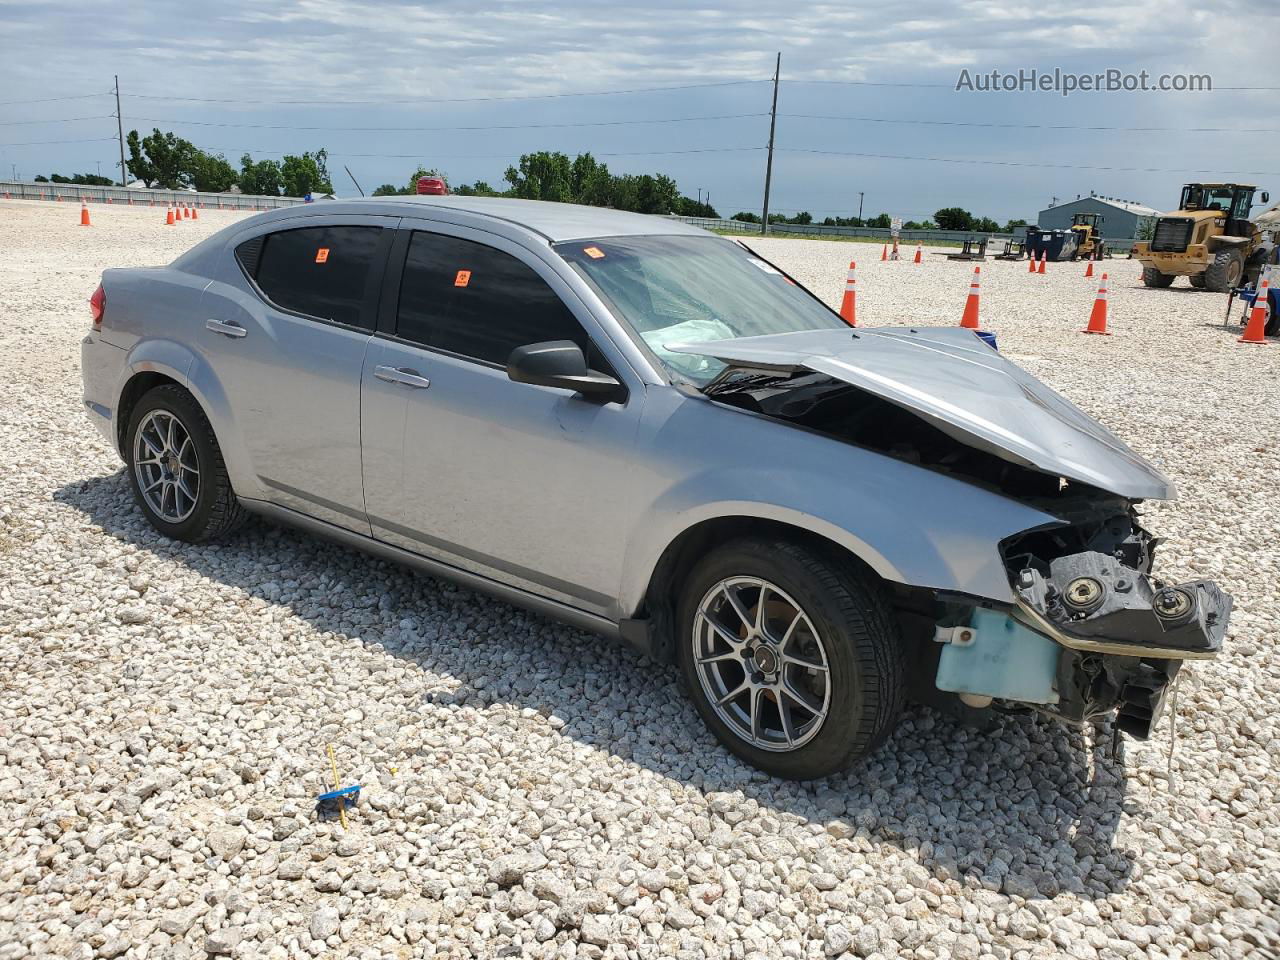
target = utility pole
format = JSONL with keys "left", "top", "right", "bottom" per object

{"left": 760, "top": 51, "right": 780, "bottom": 236}
{"left": 858, "top": 192, "right": 864, "bottom": 221}
{"left": 114, "top": 75, "right": 127, "bottom": 187}
{"left": 697, "top": 187, "right": 702, "bottom": 207}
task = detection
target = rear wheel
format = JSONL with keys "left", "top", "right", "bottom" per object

{"left": 1203, "top": 249, "right": 1244, "bottom": 293}
{"left": 676, "top": 538, "right": 904, "bottom": 780}
{"left": 1142, "top": 267, "right": 1175, "bottom": 288}
{"left": 1189, "top": 273, "right": 1207, "bottom": 289}
{"left": 125, "top": 385, "right": 246, "bottom": 542}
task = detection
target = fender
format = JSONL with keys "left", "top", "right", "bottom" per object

{"left": 616, "top": 396, "right": 1061, "bottom": 618}
{"left": 115, "top": 337, "right": 266, "bottom": 501}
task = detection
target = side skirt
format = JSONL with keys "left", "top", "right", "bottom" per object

{"left": 238, "top": 498, "right": 631, "bottom": 645}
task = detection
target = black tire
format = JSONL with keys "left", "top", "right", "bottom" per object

{"left": 125, "top": 385, "right": 247, "bottom": 542}
{"left": 1203, "top": 249, "right": 1244, "bottom": 293}
{"left": 1142, "top": 267, "right": 1175, "bottom": 288}
{"left": 676, "top": 537, "right": 904, "bottom": 780}
{"left": 1189, "top": 273, "right": 1207, "bottom": 289}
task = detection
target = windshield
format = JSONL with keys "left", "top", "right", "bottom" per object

{"left": 556, "top": 234, "right": 844, "bottom": 384}
{"left": 1182, "top": 185, "right": 1237, "bottom": 213}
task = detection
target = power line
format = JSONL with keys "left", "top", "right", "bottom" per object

{"left": 204, "top": 145, "right": 767, "bottom": 161}
{"left": 0, "top": 115, "right": 115, "bottom": 126}
{"left": 781, "top": 146, "right": 1280, "bottom": 177}
{"left": 122, "top": 78, "right": 772, "bottom": 106}
{"left": 0, "top": 92, "right": 111, "bottom": 106}
{"left": 782, "top": 113, "right": 1280, "bottom": 134}
{"left": 0, "top": 137, "right": 118, "bottom": 147}
{"left": 127, "top": 113, "right": 767, "bottom": 133}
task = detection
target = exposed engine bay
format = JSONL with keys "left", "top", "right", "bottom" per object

{"left": 703, "top": 367, "right": 1232, "bottom": 739}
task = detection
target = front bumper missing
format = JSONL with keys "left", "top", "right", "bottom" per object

{"left": 1011, "top": 551, "right": 1230, "bottom": 661}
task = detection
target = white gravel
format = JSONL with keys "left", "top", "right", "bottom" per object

{"left": 1, "top": 200, "right": 1278, "bottom": 959}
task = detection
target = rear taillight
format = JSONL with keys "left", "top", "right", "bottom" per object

{"left": 89, "top": 283, "right": 105, "bottom": 330}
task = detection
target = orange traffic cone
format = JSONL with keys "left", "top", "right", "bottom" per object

{"left": 839, "top": 261, "right": 857, "bottom": 326}
{"left": 1239, "top": 279, "right": 1271, "bottom": 344}
{"left": 191, "top": 205, "right": 198, "bottom": 220}
{"left": 166, "top": 206, "right": 175, "bottom": 225}
{"left": 890, "top": 238, "right": 900, "bottom": 261}
{"left": 1084, "top": 260, "right": 1094, "bottom": 278}
{"left": 913, "top": 244, "right": 922, "bottom": 264}
{"left": 182, "top": 204, "right": 190, "bottom": 219}
{"left": 1037, "top": 251, "right": 1047, "bottom": 274}
{"left": 960, "top": 267, "right": 981, "bottom": 329}
{"left": 79, "top": 203, "right": 91, "bottom": 226}
{"left": 1083, "top": 273, "right": 1110, "bottom": 335}
{"left": 1028, "top": 252, "right": 1036, "bottom": 273}
{"left": 880, "top": 244, "right": 887, "bottom": 261}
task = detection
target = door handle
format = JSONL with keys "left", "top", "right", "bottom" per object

{"left": 206, "top": 318, "right": 247, "bottom": 338}
{"left": 374, "top": 365, "right": 430, "bottom": 389}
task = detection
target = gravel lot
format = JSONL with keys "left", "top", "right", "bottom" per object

{"left": 1, "top": 199, "right": 1278, "bottom": 959}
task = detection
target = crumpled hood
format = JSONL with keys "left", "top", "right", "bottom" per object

{"left": 668, "top": 327, "right": 1174, "bottom": 500}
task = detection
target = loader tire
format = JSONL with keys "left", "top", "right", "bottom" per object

{"left": 1189, "top": 274, "right": 1206, "bottom": 289}
{"left": 1142, "top": 267, "right": 1175, "bottom": 288}
{"left": 1203, "top": 249, "right": 1244, "bottom": 293}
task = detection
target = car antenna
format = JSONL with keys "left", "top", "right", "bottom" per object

{"left": 344, "top": 165, "right": 366, "bottom": 197}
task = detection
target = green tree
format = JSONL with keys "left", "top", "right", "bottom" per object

{"left": 504, "top": 152, "right": 573, "bottom": 202}
{"left": 49, "top": 173, "right": 113, "bottom": 185}
{"left": 731, "top": 211, "right": 761, "bottom": 223}
{"left": 1004, "top": 218, "right": 1028, "bottom": 233}
{"left": 126, "top": 128, "right": 194, "bottom": 189}
{"left": 371, "top": 183, "right": 401, "bottom": 196}
{"left": 239, "top": 154, "right": 282, "bottom": 196}
{"left": 866, "top": 213, "right": 891, "bottom": 229}
{"left": 934, "top": 207, "right": 975, "bottom": 230}
{"left": 280, "top": 149, "right": 334, "bottom": 197}
{"left": 187, "top": 150, "right": 237, "bottom": 192}
{"left": 453, "top": 180, "right": 502, "bottom": 197}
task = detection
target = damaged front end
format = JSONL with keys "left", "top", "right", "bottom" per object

{"left": 678, "top": 329, "right": 1232, "bottom": 741}
{"left": 996, "top": 508, "right": 1230, "bottom": 738}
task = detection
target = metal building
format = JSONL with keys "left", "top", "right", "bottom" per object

{"left": 1037, "top": 194, "right": 1160, "bottom": 242}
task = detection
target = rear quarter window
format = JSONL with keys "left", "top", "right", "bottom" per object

{"left": 239, "top": 225, "right": 383, "bottom": 329}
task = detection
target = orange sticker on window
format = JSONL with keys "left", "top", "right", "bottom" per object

{"left": 454, "top": 270, "right": 471, "bottom": 287}
{"left": 315, "top": 248, "right": 330, "bottom": 263}
{"left": 583, "top": 246, "right": 605, "bottom": 259}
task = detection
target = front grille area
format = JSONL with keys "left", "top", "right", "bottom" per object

{"left": 1150, "top": 218, "right": 1194, "bottom": 253}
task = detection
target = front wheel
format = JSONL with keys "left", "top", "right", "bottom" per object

{"left": 676, "top": 538, "right": 905, "bottom": 779}
{"left": 125, "top": 385, "right": 246, "bottom": 542}
{"left": 1142, "top": 267, "right": 1175, "bottom": 288}
{"left": 1204, "top": 249, "right": 1244, "bottom": 293}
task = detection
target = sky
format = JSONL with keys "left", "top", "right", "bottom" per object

{"left": 1, "top": 0, "right": 1277, "bottom": 224}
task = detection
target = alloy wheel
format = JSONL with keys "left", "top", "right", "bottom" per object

{"left": 133, "top": 409, "right": 200, "bottom": 523}
{"left": 691, "top": 576, "right": 832, "bottom": 752}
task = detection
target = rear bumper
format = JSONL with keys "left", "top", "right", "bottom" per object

{"left": 81, "top": 334, "right": 126, "bottom": 454}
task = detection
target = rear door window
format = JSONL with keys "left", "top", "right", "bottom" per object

{"left": 395, "top": 231, "right": 587, "bottom": 365}
{"left": 241, "top": 225, "right": 383, "bottom": 329}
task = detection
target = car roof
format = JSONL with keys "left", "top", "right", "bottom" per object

{"left": 257, "top": 195, "right": 714, "bottom": 243}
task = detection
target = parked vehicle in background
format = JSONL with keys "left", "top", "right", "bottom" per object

{"left": 80, "top": 197, "right": 1232, "bottom": 779}
{"left": 1133, "top": 183, "right": 1271, "bottom": 291}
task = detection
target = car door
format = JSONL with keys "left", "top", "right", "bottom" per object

{"left": 202, "top": 216, "right": 394, "bottom": 533}
{"left": 360, "top": 222, "right": 646, "bottom": 617}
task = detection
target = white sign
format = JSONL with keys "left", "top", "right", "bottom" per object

{"left": 891, "top": 217, "right": 902, "bottom": 237}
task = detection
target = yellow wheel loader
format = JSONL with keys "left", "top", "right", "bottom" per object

{"left": 1133, "top": 183, "right": 1272, "bottom": 292}
{"left": 1070, "top": 213, "right": 1106, "bottom": 260}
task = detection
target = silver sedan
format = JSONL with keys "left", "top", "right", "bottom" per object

{"left": 80, "top": 196, "right": 1230, "bottom": 779}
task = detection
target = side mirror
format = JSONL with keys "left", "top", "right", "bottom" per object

{"left": 507, "top": 340, "right": 624, "bottom": 401}
{"left": 1262, "top": 191, "right": 1270, "bottom": 204}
